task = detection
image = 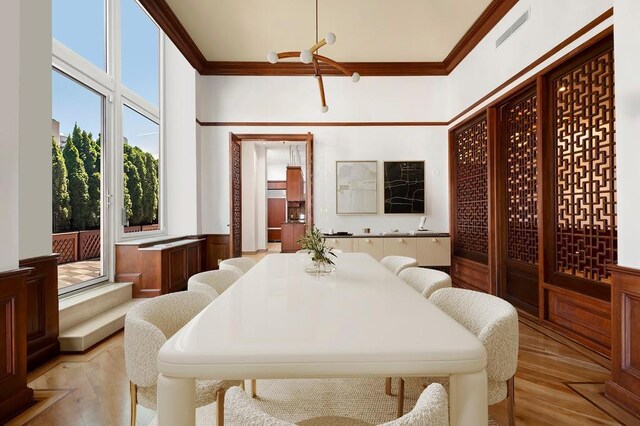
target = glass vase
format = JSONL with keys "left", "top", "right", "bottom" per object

{"left": 304, "top": 260, "right": 336, "bottom": 277}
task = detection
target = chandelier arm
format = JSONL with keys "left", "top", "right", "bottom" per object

{"left": 276, "top": 51, "right": 302, "bottom": 60}
{"left": 314, "top": 54, "right": 354, "bottom": 77}
{"left": 312, "top": 58, "right": 327, "bottom": 109}
{"left": 308, "top": 39, "right": 327, "bottom": 54}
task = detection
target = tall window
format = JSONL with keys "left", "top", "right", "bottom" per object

{"left": 52, "top": 0, "right": 163, "bottom": 293}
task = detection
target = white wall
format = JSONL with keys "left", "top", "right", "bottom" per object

{"left": 240, "top": 142, "right": 268, "bottom": 252}
{"left": 164, "top": 36, "right": 199, "bottom": 236}
{"left": 199, "top": 125, "right": 449, "bottom": 235}
{"left": 0, "top": 0, "right": 21, "bottom": 271}
{"left": 197, "top": 74, "right": 451, "bottom": 236}
{"left": 19, "top": 0, "right": 52, "bottom": 260}
{"left": 448, "top": 0, "right": 612, "bottom": 124}
{"left": 614, "top": 0, "right": 640, "bottom": 268}
{"left": 198, "top": 75, "right": 449, "bottom": 122}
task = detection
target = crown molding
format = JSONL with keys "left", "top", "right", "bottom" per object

{"left": 140, "top": 0, "right": 518, "bottom": 76}
{"left": 200, "top": 61, "right": 448, "bottom": 76}
{"left": 443, "top": 0, "right": 518, "bottom": 72}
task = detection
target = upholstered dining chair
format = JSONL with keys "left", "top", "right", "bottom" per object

{"left": 380, "top": 256, "right": 418, "bottom": 275}
{"left": 188, "top": 269, "right": 242, "bottom": 299}
{"left": 397, "top": 268, "right": 452, "bottom": 298}
{"left": 394, "top": 288, "right": 519, "bottom": 425}
{"left": 219, "top": 257, "right": 256, "bottom": 275}
{"left": 383, "top": 268, "right": 453, "bottom": 398}
{"left": 124, "top": 291, "right": 243, "bottom": 426}
{"left": 224, "top": 383, "right": 449, "bottom": 426}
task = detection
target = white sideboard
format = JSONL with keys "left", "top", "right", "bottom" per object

{"left": 324, "top": 235, "right": 451, "bottom": 267}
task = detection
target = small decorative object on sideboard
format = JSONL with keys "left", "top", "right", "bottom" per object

{"left": 297, "top": 227, "right": 337, "bottom": 277}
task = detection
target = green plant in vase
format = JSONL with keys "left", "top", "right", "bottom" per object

{"left": 297, "top": 227, "right": 337, "bottom": 276}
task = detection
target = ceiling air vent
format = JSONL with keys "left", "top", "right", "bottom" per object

{"left": 496, "top": 9, "right": 530, "bottom": 48}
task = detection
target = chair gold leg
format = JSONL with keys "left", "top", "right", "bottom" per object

{"left": 251, "top": 379, "right": 257, "bottom": 398}
{"left": 240, "top": 380, "right": 245, "bottom": 391}
{"left": 396, "top": 378, "right": 405, "bottom": 418}
{"left": 507, "top": 376, "right": 515, "bottom": 426}
{"left": 216, "top": 388, "right": 226, "bottom": 426}
{"left": 129, "top": 382, "right": 137, "bottom": 426}
{"left": 385, "top": 377, "right": 392, "bottom": 396}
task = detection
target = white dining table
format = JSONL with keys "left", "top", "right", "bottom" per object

{"left": 157, "top": 253, "right": 487, "bottom": 425}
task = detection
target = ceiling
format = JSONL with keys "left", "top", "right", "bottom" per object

{"left": 164, "top": 0, "right": 493, "bottom": 62}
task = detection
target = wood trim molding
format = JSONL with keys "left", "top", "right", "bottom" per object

{"left": 443, "top": 0, "right": 518, "bottom": 72}
{"left": 137, "top": 0, "right": 206, "bottom": 71}
{"left": 201, "top": 61, "right": 448, "bottom": 77}
{"left": 140, "top": 0, "right": 518, "bottom": 76}
{"left": 196, "top": 119, "right": 448, "bottom": 127}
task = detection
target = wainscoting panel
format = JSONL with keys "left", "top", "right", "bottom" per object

{"left": 451, "top": 256, "right": 490, "bottom": 293}
{"left": 19, "top": 255, "right": 60, "bottom": 370}
{"left": 543, "top": 284, "right": 611, "bottom": 357}
{"left": 206, "top": 234, "right": 230, "bottom": 270}
{"left": 606, "top": 265, "right": 640, "bottom": 418}
{"left": 0, "top": 268, "right": 34, "bottom": 423}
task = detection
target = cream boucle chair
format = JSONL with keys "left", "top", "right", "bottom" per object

{"left": 397, "top": 267, "right": 452, "bottom": 298}
{"left": 124, "top": 291, "right": 243, "bottom": 426}
{"left": 219, "top": 257, "right": 256, "bottom": 275}
{"left": 224, "top": 383, "right": 449, "bottom": 426}
{"left": 380, "top": 256, "right": 418, "bottom": 275}
{"left": 188, "top": 269, "right": 242, "bottom": 299}
{"left": 395, "top": 288, "right": 519, "bottom": 425}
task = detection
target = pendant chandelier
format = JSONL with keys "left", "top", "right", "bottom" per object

{"left": 267, "top": 0, "right": 360, "bottom": 113}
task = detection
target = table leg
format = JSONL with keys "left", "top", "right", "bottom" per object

{"left": 449, "top": 369, "right": 487, "bottom": 426}
{"left": 157, "top": 374, "right": 196, "bottom": 426}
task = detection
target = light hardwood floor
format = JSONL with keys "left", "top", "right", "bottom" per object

{"left": 7, "top": 318, "right": 638, "bottom": 425}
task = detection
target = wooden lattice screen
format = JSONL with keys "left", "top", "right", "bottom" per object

{"left": 553, "top": 44, "right": 616, "bottom": 283}
{"left": 505, "top": 91, "right": 539, "bottom": 265}
{"left": 453, "top": 115, "right": 489, "bottom": 262}
{"left": 230, "top": 139, "right": 242, "bottom": 258}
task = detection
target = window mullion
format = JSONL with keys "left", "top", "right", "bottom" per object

{"left": 122, "top": 88, "right": 160, "bottom": 123}
{"left": 53, "top": 40, "right": 114, "bottom": 96}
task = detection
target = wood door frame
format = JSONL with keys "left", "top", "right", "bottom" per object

{"left": 229, "top": 133, "right": 314, "bottom": 257}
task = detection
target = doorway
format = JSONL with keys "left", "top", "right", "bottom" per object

{"left": 229, "top": 133, "right": 314, "bottom": 258}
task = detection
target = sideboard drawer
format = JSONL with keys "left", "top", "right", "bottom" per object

{"left": 417, "top": 237, "right": 451, "bottom": 266}
{"left": 326, "top": 237, "right": 354, "bottom": 252}
{"left": 383, "top": 238, "right": 417, "bottom": 259}
{"left": 355, "top": 238, "right": 384, "bottom": 261}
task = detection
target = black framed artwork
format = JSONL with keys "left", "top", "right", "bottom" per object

{"left": 383, "top": 161, "right": 425, "bottom": 214}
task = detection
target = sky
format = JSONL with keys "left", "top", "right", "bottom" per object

{"left": 52, "top": 0, "right": 159, "bottom": 158}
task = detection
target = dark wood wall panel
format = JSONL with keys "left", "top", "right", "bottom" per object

{"left": 448, "top": 33, "right": 618, "bottom": 357}
{"left": 0, "top": 268, "right": 33, "bottom": 423}
{"left": 206, "top": 234, "right": 231, "bottom": 270}
{"left": 451, "top": 257, "right": 490, "bottom": 293}
{"left": 606, "top": 266, "right": 640, "bottom": 417}
{"left": 496, "top": 88, "right": 540, "bottom": 314}
{"left": 452, "top": 114, "right": 489, "bottom": 264}
{"left": 19, "top": 255, "right": 60, "bottom": 370}
{"left": 551, "top": 42, "right": 617, "bottom": 286}
{"left": 536, "top": 36, "right": 616, "bottom": 355}
{"left": 543, "top": 284, "right": 611, "bottom": 356}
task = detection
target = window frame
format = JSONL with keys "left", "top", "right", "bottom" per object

{"left": 52, "top": 0, "right": 166, "bottom": 285}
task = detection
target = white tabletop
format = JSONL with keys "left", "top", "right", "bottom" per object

{"left": 158, "top": 253, "right": 486, "bottom": 379}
